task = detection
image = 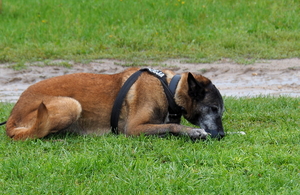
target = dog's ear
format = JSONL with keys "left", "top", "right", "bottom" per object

{"left": 187, "top": 73, "right": 205, "bottom": 100}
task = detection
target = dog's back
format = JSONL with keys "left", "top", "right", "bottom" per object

{"left": 6, "top": 69, "right": 136, "bottom": 139}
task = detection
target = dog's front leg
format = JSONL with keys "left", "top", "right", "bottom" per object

{"left": 126, "top": 123, "right": 208, "bottom": 140}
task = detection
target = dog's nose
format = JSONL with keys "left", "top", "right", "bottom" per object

{"left": 218, "top": 131, "right": 225, "bottom": 138}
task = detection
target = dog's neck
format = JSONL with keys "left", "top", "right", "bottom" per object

{"left": 166, "top": 74, "right": 184, "bottom": 123}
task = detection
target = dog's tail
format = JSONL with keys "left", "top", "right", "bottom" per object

{"left": 6, "top": 102, "right": 50, "bottom": 140}
{"left": 0, "top": 121, "right": 7, "bottom": 126}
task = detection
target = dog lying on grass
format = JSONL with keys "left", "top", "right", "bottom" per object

{"left": 1, "top": 68, "right": 225, "bottom": 140}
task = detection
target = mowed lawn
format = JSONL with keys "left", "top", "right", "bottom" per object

{"left": 0, "top": 0, "right": 300, "bottom": 194}
{"left": 1, "top": 0, "right": 300, "bottom": 63}
{"left": 0, "top": 97, "right": 299, "bottom": 194}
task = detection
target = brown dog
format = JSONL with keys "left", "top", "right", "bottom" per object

{"left": 4, "top": 67, "right": 225, "bottom": 140}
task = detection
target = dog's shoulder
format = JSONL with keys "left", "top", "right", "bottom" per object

{"left": 161, "top": 69, "right": 176, "bottom": 83}
{"left": 119, "top": 67, "right": 141, "bottom": 82}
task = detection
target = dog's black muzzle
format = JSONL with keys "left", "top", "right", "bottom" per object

{"left": 205, "top": 130, "right": 225, "bottom": 139}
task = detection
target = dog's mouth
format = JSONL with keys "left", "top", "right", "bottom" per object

{"left": 205, "top": 129, "right": 225, "bottom": 139}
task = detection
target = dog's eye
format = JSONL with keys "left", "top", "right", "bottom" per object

{"left": 211, "top": 106, "right": 218, "bottom": 113}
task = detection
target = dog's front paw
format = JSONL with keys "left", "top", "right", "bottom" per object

{"left": 188, "top": 128, "right": 208, "bottom": 140}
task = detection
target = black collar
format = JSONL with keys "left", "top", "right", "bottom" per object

{"left": 169, "top": 74, "right": 181, "bottom": 95}
{"left": 168, "top": 74, "right": 182, "bottom": 115}
{"left": 110, "top": 68, "right": 182, "bottom": 134}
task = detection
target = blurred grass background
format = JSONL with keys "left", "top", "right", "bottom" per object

{"left": 1, "top": 0, "right": 300, "bottom": 63}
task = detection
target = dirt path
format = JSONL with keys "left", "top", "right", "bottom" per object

{"left": 1, "top": 59, "right": 299, "bottom": 102}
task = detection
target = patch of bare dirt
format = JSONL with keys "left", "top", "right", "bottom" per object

{"left": 0, "top": 59, "right": 299, "bottom": 102}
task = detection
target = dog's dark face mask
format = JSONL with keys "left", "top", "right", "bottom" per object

{"left": 185, "top": 73, "right": 225, "bottom": 139}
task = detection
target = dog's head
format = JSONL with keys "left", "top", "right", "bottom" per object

{"left": 181, "top": 73, "right": 225, "bottom": 138}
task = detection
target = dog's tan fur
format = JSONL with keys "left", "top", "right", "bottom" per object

{"left": 6, "top": 67, "right": 216, "bottom": 140}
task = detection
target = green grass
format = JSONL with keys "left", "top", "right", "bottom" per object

{"left": 0, "top": 96, "right": 299, "bottom": 194}
{"left": 0, "top": 0, "right": 300, "bottom": 193}
{"left": 1, "top": 0, "right": 300, "bottom": 63}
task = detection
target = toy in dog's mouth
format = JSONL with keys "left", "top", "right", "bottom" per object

{"left": 205, "top": 130, "right": 246, "bottom": 139}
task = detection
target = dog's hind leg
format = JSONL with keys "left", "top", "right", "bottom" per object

{"left": 6, "top": 97, "right": 82, "bottom": 140}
